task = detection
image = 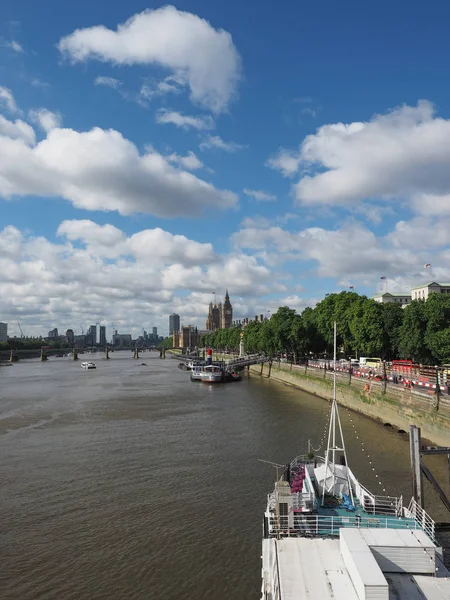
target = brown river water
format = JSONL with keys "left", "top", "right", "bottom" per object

{"left": 1, "top": 352, "right": 449, "bottom": 600}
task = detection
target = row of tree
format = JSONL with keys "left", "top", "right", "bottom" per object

{"left": 0, "top": 338, "right": 68, "bottom": 350}
{"left": 201, "top": 292, "right": 450, "bottom": 365}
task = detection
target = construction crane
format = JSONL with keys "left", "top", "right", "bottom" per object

{"left": 17, "top": 322, "right": 24, "bottom": 338}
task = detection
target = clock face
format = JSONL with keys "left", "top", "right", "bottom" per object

{"left": 226, "top": 310, "right": 231, "bottom": 315}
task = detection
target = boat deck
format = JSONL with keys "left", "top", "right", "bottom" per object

{"left": 299, "top": 500, "right": 421, "bottom": 538}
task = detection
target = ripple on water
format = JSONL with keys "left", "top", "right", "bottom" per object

{"left": 1, "top": 355, "right": 449, "bottom": 600}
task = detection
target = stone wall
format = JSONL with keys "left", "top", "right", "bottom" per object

{"left": 250, "top": 362, "right": 450, "bottom": 446}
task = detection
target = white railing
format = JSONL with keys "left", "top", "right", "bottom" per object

{"left": 405, "top": 498, "right": 436, "bottom": 541}
{"left": 354, "top": 478, "right": 402, "bottom": 516}
{"left": 267, "top": 512, "right": 428, "bottom": 538}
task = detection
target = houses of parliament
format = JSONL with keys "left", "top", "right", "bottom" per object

{"left": 206, "top": 291, "right": 233, "bottom": 331}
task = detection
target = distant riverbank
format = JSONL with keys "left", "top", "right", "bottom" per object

{"left": 249, "top": 361, "right": 450, "bottom": 446}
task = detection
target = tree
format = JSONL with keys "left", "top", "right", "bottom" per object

{"left": 398, "top": 300, "right": 432, "bottom": 363}
{"left": 314, "top": 292, "right": 361, "bottom": 355}
{"left": 381, "top": 302, "right": 404, "bottom": 360}
{"left": 243, "top": 320, "right": 264, "bottom": 354}
{"left": 300, "top": 307, "right": 325, "bottom": 356}
{"left": 423, "top": 294, "right": 450, "bottom": 363}
{"left": 349, "top": 297, "right": 385, "bottom": 357}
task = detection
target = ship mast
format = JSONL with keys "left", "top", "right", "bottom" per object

{"left": 321, "top": 322, "right": 354, "bottom": 506}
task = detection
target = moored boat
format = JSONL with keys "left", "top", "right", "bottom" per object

{"left": 261, "top": 323, "right": 450, "bottom": 599}
{"left": 190, "top": 365, "right": 204, "bottom": 381}
{"left": 81, "top": 361, "right": 96, "bottom": 369}
{"left": 200, "top": 365, "right": 223, "bottom": 383}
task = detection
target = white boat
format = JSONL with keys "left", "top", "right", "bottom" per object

{"left": 81, "top": 361, "right": 96, "bottom": 369}
{"left": 190, "top": 365, "right": 204, "bottom": 381}
{"left": 187, "top": 360, "right": 204, "bottom": 370}
{"left": 261, "top": 323, "right": 450, "bottom": 600}
{"left": 200, "top": 365, "right": 223, "bottom": 383}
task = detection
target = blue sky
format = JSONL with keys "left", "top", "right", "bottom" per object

{"left": 1, "top": 0, "right": 450, "bottom": 337}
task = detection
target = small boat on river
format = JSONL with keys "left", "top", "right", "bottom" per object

{"left": 81, "top": 361, "right": 96, "bottom": 369}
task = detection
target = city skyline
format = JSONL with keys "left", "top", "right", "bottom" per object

{"left": 1, "top": 1, "right": 450, "bottom": 337}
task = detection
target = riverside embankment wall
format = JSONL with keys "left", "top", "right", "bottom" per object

{"left": 250, "top": 362, "right": 450, "bottom": 446}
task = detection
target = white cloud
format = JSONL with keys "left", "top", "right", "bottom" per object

{"left": 240, "top": 215, "right": 271, "bottom": 228}
{"left": 156, "top": 109, "right": 214, "bottom": 130}
{"left": 167, "top": 151, "right": 203, "bottom": 170}
{"left": 232, "top": 221, "right": 434, "bottom": 280}
{"left": 31, "top": 78, "right": 51, "bottom": 89}
{"left": 411, "top": 193, "right": 450, "bottom": 216}
{"left": 386, "top": 216, "right": 450, "bottom": 251}
{"left": 139, "top": 73, "right": 187, "bottom": 102}
{"left": 243, "top": 188, "right": 276, "bottom": 202}
{"left": 58, "top": 6, "right": 241, "bottom": 113}
{"left": 5, "top": 40, "right": 24, "bottom": 53}
{"left": 129, "top": 228, "right": 216, "bottom": 265}
{"left": 266, "top": 148, "right": 300, "bottom": 177}
{"left": 57, "top": 219, "right": 126, "bottom": 248}
{"left": 29, "top": 109, "right": 62, "bottom": 133}
{"left": 269, "top": 101, "right": 450, "bottom": 211}
{"left": 0, "top": 124, "right": 237, "bottom": 217}
{"left": 0, "top": 86, "right": 19, "bottom": 114}
{"left": 301, "top": 107, "right": 316, "bottom": 118}
{"left": 0, "top": 222, "right": 275, "bottom": 336}
{"left": 94, "top": 76, "right": 122, "bottom": 89}
{"left": 0, "top": 115, "right": 35, "bottom": 146}
{"left": 199, "top": 134, "right": 246, "bottom": 152}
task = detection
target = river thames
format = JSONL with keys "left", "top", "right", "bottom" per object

{"left": 1, "top": 352, "right": 449, "bottom": 600}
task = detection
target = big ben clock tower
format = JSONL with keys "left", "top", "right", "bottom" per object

{"left": 222, "top": 290, "right": 233, "bottom": 329}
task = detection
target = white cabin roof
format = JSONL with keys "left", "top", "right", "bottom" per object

{"left": 268, "top": 532, "right": 450, "bottom": 600}
{"left": 276, "top": 537, "right": 360, "bottom": 600}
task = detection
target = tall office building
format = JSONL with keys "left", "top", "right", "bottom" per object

{"left": 99, "top": 325, "right": 106, "bottom": 346}
{"left": 48, "top": 328, "right": 58, "bottom": 339}
{"left": 152, "top": 326, "right": 157, "bottom": 337}
{"left": 0, "top": 322, "right": 7, "bottom": 342}
{"left": 66, "top": 329, "right": 74, "bottom": 345}
{"left": 86, "top": 324, "right": 97, "bottom": 346}
{"left": 169, "top": 313, "right": 180, "bottom": 335}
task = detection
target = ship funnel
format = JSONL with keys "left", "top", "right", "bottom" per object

{"left": 206, "top": 348, "right": 212, "bottom": 366}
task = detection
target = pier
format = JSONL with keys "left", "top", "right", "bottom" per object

{"left": 176, "top": 351, "right": 270, "bottom": 373}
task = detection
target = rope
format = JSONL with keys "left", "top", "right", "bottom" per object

{"left": 338, "top": 389, "right": 389, "bottom": 495}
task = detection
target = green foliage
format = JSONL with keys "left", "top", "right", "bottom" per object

{"left": 158, "top": 337, "right": 173, "bottom": 349}
{"left": 200, "top": 291, "right": 450, "bottom": 365}
{"left": 398, "top": 300, "right": 431, "bottom": 363}
{"left": 381, "top": 303, "right": 404, "bottom": 360}
{"left": 349, "top": 297, "right": 384, "bottom": 357}
{"left": 0, "top": 338, "right": 62, "bottom": 350}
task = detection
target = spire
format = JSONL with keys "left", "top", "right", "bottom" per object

{"left": 225, "top": 288, "right": 229, "bottom": 300}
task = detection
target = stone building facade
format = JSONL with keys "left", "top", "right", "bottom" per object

{"left": 206, "top": 291, "right": 233, "bottom": 331}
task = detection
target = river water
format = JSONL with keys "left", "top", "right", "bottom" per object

{"left": 1, "top": 352, "right": 449, "bottom": 600}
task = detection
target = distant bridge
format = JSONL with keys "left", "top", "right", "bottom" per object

{"left": 0, "top": 346, "right": 161, "bottom": 362}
